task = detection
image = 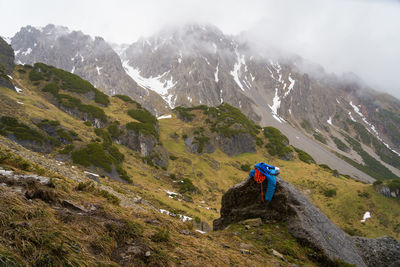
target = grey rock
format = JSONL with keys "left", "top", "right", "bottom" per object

{"left": 145, "top": 251, "right": 151, "bottom": 257}
{"left": 181, "top": 229, "right": 190, "bottom": 235}
{"left": 239, "top": 218, "right": 262, "bottom": 227}
{"left": 213, "top": 175, "right": 366, "bottom": 267}
{"left": 375, "top": 185, "right": 400, "bottom": 198}
{"left": 353, "top": 236, "right": 400, "bottom": 267}
{"left": 239, "top": 249, "right": 251, "bottom": 255}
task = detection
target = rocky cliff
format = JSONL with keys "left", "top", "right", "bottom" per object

{"left": 0, "top": 37, "right": 14, "bottom": 90}
{"left": 213, "top": 175, "right": 400, "bottom": 266}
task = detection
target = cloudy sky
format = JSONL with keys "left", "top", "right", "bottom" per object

{"left": 1, "top": 0, "right": 400, "bottom": 98}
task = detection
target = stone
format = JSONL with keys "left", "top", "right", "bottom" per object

{"left": 239, "top": 243, "right": 253, "bottom": 250}
{"left": 239, "top": 218, "right": 262, "bottom": 227}
{"left": 62, "top": 200, "right": 87, "bottom": 212}
{"left": 181, "top": 229, "right": 190, "bottom": 235}
{"left": 239, "top": 249, "right": 251, "bottom": 255}
{"left": 145, "top": 251, "right": 151, "bottom": 257}
{"left": 222, "top": 243, "right": 231, "bottom": 248}
{"left": 213, "top": 175, "right": 367, "bottom": 267}
{"left": 245, "top": 225, "right": 251, "bottom": 230}
{"left": 272, "top": 249, "right": 285, "bottom": 260}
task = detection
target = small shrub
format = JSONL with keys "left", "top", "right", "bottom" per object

{"left": 59, "top": 144, "right": 74, "bottom": 154}
{"left": 294, "top": 147, "right": 315, "bottom": 164}
{"left": 84, "top": 121, "right": 92, "bottom": 126}
{"left": 99, "top": 190, "right": 120, "bottom": 205}
{"left": 323, "top": 188, "right": 336, "bottom": 197}
{"left": 313, "top": 133, "right": 327, "bottom": 144}
{"left": 169, "top": 155, "right": 178, "bottom": 161}
{"left": 179, "top": 178, "right": 197, "bottom": 194}
{"left": 240, "top": 164, "right": 251, "bottom": 172}
{"left": 151, "top": 228, "right": 170, "bottom": 242}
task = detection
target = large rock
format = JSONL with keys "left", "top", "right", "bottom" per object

{"left": 213, "top": 176, "right": 366, "bottom": 266}
{"left": 353, "top": 236, "right": 400, "bottom": 267}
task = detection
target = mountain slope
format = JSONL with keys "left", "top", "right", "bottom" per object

{"left": 10, "top": 24, "right": 400, "bottom": 182}
{"left": 11, "top": 24, "right": 168, "bottom": 115}
{"left": 0, "top": 50, "right": 399, "bottom": 265}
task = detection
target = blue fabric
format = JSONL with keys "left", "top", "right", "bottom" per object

{"left": 249, "top": 169, "right": 255, "bottom": 178}
{"left": 253, "top": 162, "right": 278, "bottom": 202}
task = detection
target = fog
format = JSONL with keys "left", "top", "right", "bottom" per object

{"left": 1, "top": 0, "right": 399, "bottom": 98}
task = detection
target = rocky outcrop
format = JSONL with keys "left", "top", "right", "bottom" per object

{"left": 353, "top": 236, "right": 400, "bottom": 267}
{"left": 118, "top": 129, "right": 168, "bottom": 168}
{"left": 375, "top": 184, "right": 400, "bottom": 198}
{"left": 216, "top": 133, "right": 256, "bottom": 156}
{"left": 213, "top": 175, "right": 367, "bottom": 266}
{"left": 0, "top": 37, "right": 14, "bottom": 90}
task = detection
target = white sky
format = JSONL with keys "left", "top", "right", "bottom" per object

{"left": 1, "top": 0, "right": 399, "bottom": 98}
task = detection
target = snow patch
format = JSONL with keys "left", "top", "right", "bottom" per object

{"left": 269, "top": 88, "right": 285, "bottom": 123}
{"left": 327, "top": 117, "right": 332, "bottom": 125}
{"left": 230, "top": 49, "right": 246, "bottom": 91}
{"left": 159, "top": 209, "right": 192, "bottom": 222}
{"left": 96, "top": 66, "right": 103, "bottom": 75}
{"left": 22, "top": 48, "right": 32, "bottom": 56}
{"left": 71, "top": 66, "right": 75, "bottom": 74}
{"left": 7, "top": 75, "right": 12, "bottom": 80}
{"left": 15, "top": 87, "right": 23, "bottom": 93}
{"left": 122, "top": 60, "right": 177, "bottom": 107}
{"left": 157, "top": 114, "right": 172, "bottom": 120}
{"left": 84, "top": 171, "right": 99, "bottom": 177}
{"left": 195, "top": 230, "right": 206, "bottom": 234}
{"left": 336, "top": 98, "right": 340, "bottom": 104}
{"left": 284, "top": 74, "right": 296, "bottom": 97}
{"left": 214, "top": 63, "right": 219, "bottom": 83}
{"left": 360, "top": 211, "right": 371, "bottom": 223}
{"left": 16, "top": 101, "right": 24, "bottom": 105}
{"left": 348, "top": 112, "right": 356, "bottom": 122}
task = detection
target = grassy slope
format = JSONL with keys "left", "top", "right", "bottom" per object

{"left": 0, "top": 65, "right": 399, "bottom": 265}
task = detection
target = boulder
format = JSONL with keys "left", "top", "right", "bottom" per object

{"left": 353, "top": 236, "right": 400, "bottom": 267}
{"left": 213, "top": 175, "right": 366, "bottom": 267}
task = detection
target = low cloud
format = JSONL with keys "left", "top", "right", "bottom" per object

{"left": 1, "top": 0, "right": 399, "bottom": 98}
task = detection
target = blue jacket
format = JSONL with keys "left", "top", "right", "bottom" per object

{"left": 249, "top": 163, "right": 278, "bottom": 202}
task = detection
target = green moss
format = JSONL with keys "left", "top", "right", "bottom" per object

{"left": 293, "top": 147, "right": 315, "bottom": 164}
{"left": 323, "top": 188, "right": 337, "bottom": 197}
{"left": 29, "top": 69, "right": 44, "bottom": 81}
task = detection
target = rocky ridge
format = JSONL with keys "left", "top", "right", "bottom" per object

{"left": 213, "top": 175, "right": 400, "bottom": 266}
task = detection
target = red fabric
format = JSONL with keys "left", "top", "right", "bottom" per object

{"left": 253, "top": 169, "right": 266, "bottom": 202}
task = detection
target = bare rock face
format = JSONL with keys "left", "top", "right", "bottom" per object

{"left": 353, "top": 236, "right": 400, "bottom": 267}
{"left": 11, "top": 25, "right": 168, "bottom": 115}
{"left": 0, "top": 37, "right": 14, "bottom": 90}
{"left": 213, "top": 176, "right": 366, "bottom": 266}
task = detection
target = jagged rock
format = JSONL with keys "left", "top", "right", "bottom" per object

{"left": 213, "top": 175, "right": 366, "bottom": 267}
{"left": 353, "top": 236, "right": 400, "bottom": 267}
{"left": 62, "top": 200, "right": 88, "bottom": 213}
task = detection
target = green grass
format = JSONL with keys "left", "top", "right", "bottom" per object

{"left": 126, "top": 122, "right": 159, "bottom": 139}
